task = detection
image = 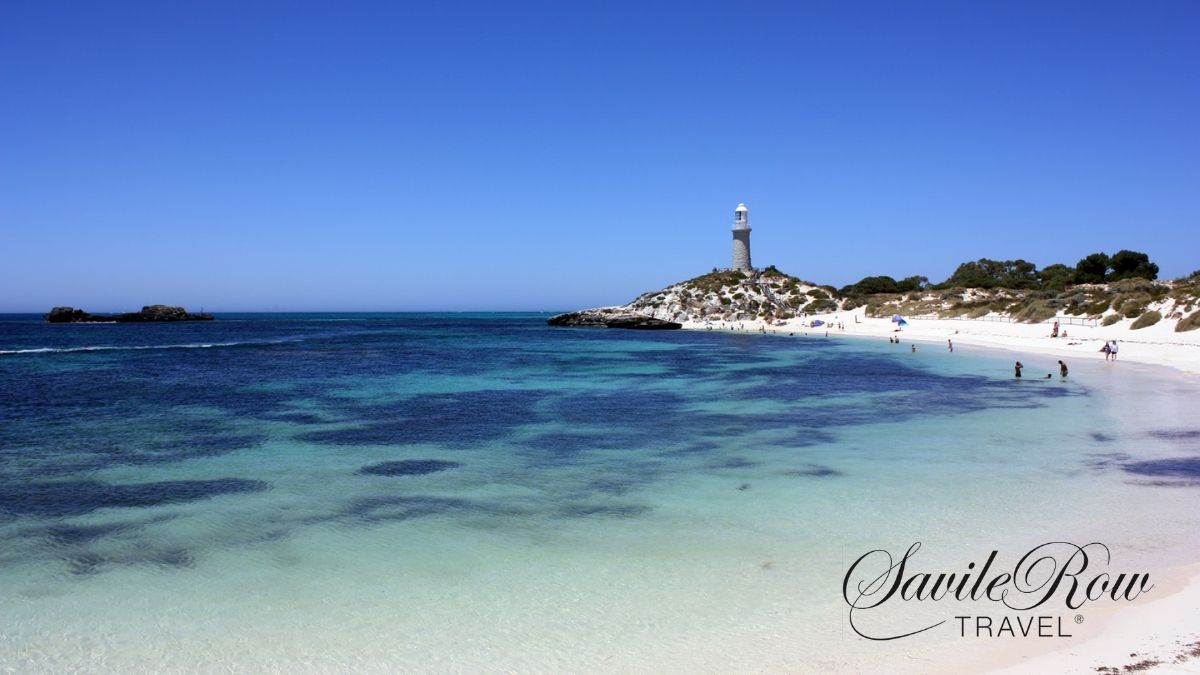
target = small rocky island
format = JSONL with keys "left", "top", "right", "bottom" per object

{"left": 45, "top": 305, "right": 215, "bottom": 323}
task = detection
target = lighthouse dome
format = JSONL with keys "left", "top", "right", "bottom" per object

{"left": 735, "top": 203, "right": 748, "bottom": 212}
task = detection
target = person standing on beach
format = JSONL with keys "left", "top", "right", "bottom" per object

{"left": 1014, "top": 361, "right": 1023, "bottom": 378}
{"left": 1101, "top": 342, "right": 1111, "bottom": 360}
{"left": 1058, "top": 360, "right": 1068, "bottom": 378}
{"left": 1110, "top": 340, "right": 1119, "bottom": 360}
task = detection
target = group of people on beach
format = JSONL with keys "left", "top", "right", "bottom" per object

{"left": 1100, "top": 340, "right": 1120, "bottom": 360}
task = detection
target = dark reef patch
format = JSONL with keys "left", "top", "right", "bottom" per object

{"left": 1090, "top": 432, "right": 1115, "bottom": 443}
{"left": 1122, "top": 457, "right": 1200, "bottom": 479}
{"left": 0, "top": 478, "right": 269, "bottom": 517}
{"left": 357, "top": 460, "right": 461, "bottom": 476}
{"left": 1149, "top": 430, "right": 1200, "bottom": 441}
{"left": 783, "top": 465, "right": 843, "bottom": 477}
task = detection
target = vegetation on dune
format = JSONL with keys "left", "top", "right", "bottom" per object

{"left": 1177, "top": 311, "right": 1200, "bottom": 332}
{"left": 1131, "top": 311, "right": 1162, "bottom": 330}
{"left": 831, "top": 249, "right": 1186, "bottom": 324}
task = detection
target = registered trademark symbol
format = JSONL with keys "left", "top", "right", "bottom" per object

{"left": 1074, "top": 614, "right": 1084, "bottom": 624}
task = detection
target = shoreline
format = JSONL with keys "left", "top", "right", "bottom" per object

{"left": 681, "top": 306, "right": 1200, "bottom": 376}
{"left": 684, "top": 311, "right": 1200, "bottom": 673}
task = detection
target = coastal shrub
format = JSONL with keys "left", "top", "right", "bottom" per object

{"left": 1083, "top": 298, "right": 1113, "bottom": 315}
{"left": 804, "top": 298, "right": 838, "bottom": 314}
{"left": 1117, "top": 297, "right": 1149, "bottom": 318}
{"left": 1061, "top": 292, "right": 1090, "bottom": 315}
{"left": 1177, "top": 311, "right": 1200, "bottom": 332}
{"left": 1013, "top": 301, "right": 1057, "bottom": 324}
{"left": 688, "top": 270, "right": 748, "bottom": 294}
{"left": 967, "top": 306, "right": 991, "bottom": 319}
{"left": 807, "top": 288, "right": 829, "bottom": 299}
{"left": 1130, "top": 311, "right": 1162, "bottom": 330}
{"left": 1108, "top": 278, "right": 1159, "bottom": 294}
{"left": 1101, "top": 313, "right": 1123, "bottom": 327}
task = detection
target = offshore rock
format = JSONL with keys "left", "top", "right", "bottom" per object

{"left": 45, "top": 305, "right": 215, "bottom": 323}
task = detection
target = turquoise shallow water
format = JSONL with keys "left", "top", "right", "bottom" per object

{"left": 1, "top": 313, "right": 1197, "bottom": 672}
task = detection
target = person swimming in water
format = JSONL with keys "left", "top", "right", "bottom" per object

{"left": 1014, "top": 361, "right": 1023, "bottom": 378}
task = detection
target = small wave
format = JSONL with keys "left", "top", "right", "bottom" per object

{"left": 0, "top": 339, "right": 298, "bottom": 356}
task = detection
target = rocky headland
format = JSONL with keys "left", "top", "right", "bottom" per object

{"left": 45, "top": 305, "right": 215, "bottom": 323}
{"left": 547, "top": 267, "right": 821, "bottom": 328}
{"left": 546, "top": 308, "right": 681, "bottom": 329}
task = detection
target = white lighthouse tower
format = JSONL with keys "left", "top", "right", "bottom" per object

{"left": 731, "top": 203, "right": 752, "bottom": 272}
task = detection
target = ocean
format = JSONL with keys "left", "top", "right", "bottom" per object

{"left": 1, "top": 313, "right": 1197, "bottom": 672}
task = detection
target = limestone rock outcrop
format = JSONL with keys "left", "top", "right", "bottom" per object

{"left": 45, "top": 305, "right": 215, "bottom": 323}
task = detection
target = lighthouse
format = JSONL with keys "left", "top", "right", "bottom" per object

{"left": 731, "top": 203, "right": 752, "bottom": 272}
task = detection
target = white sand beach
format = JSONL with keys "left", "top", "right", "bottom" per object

{"left": 685, "top": 307, "right": 1200, "bottom": 376}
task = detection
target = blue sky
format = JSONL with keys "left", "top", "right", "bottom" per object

{"left": 2, "top": 1, "right": 1197, "bottom": 311}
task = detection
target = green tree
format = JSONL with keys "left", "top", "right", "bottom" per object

{"left": 1074, "top": 252, "right": 1111, "bottom": 284}
{"left": 937, "top": 259, "right": 1038, "bottom": 289}
{"left": 895, "top": 275, "right": 929, "bottom": 292}
{"left": 937, "top": 261, "right": 994, "bottom": 288}
{"left": 1037, "top": 263, "right": 1076, "bottom": 290}
{"left": 839, "top": 276, "right": 900, "bottom": 295}
{"left": 1108, "top": 250, "right": 1159, "bottom": 281}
